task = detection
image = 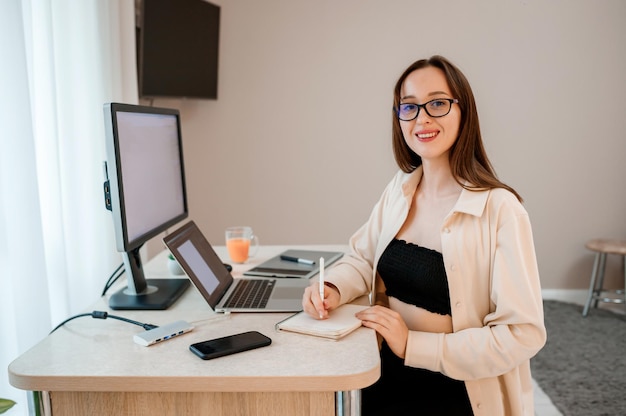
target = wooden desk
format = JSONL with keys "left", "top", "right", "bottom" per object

{"left": 8, "top": 246, "right": 380, "bottom": 416}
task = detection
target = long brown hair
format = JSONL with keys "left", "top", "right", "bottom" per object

{"left": 391, "top": 55, "right": 522, "bottom": 202}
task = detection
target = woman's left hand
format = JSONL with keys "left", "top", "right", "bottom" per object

{"left": 356, "top": 305, "right": 408, "bottom": 358}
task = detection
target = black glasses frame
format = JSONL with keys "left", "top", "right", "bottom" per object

{"left": 395, "top": 98, "right": 459, "bottom": 121}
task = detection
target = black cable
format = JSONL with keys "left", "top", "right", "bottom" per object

{"left": 101, "top": 263, "right": 124, "bottom": 296}
{"left": 102, "top": 268, "right": 124, "bottom": 296}
{"left": 50, "top": 310, "right": 158, "bottom": 334}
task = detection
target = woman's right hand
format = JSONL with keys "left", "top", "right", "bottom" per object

{"left": 302, "top": 281, "right": 340, "bottom": 320}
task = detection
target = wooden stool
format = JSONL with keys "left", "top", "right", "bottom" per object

{"left": 582, "top": 238, "right": 626, "bottom": 317}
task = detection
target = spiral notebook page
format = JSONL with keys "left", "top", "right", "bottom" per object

{"left": 275, "top": 304, "right": 369, "bottom": 340}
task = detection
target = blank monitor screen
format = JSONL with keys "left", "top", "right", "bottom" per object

{"left": 116, "top": 111, "right": 185, "bottom": 246}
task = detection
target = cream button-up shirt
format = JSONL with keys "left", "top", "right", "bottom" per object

{"left": 326, "top": 167, "right": 546, "bottom": 416}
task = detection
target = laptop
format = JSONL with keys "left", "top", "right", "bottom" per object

{"left": 163, "top": 221, "right": 310, "bottom": 313}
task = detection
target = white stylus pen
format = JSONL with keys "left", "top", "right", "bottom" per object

{"left": 318, "top": 257, "right": 325, "bottom": 314}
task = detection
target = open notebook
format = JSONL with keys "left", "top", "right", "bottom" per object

{"left": 275, "top": 304, "right": 369, "bottom": 340}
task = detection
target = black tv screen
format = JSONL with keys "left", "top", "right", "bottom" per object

{"left": 137, "top": 0, "right": 220, "bottom": 99}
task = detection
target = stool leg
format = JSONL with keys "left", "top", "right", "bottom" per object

{"left": 593, "top": 253, "right": 608, "bottom": 308}
{"left": 583, "top": 252, "right": 602, "bottom": 317}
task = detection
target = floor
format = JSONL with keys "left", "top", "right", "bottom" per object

{"left": 533, "top": 290, "right": 625, "bottom": 416}
{"left": 533, "top": 378, "right": 562, "bottom": 416}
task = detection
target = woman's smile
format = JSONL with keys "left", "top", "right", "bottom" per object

{"left": 416, "top": 129, "right": 439, "bottom": 141}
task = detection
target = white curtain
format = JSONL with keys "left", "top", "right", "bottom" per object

{"left": 0, "top": 1, "right": 137, "bottom": 414}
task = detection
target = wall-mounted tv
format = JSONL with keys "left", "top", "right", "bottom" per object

{"left": 136, "top": 0, "right": 220, "bottom": 99}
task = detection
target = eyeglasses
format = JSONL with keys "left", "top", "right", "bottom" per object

{"left": 395, "top": 98, "right": 459, "bottom": 121}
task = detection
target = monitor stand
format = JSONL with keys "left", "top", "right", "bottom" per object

{"left": 108, "top": 249, "right": 190, "bottom": 310}
{"left": 109, "top": 279, "right": 190, "bottom": 310}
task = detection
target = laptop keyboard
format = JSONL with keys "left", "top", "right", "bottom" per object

{"left": 223, "top": 279, "right": 275, "bottom": 309}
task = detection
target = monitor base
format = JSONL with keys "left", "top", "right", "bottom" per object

{"left": 109, "top": 278, "right": 190, "bottom": 310}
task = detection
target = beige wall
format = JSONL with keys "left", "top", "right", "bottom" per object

{"left": 146, "top": 0, "right": 626, "bottom": 290}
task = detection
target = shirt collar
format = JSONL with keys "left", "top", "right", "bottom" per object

{"left": 400, "top": 166, "right": 489, "bottom": 218}
{"left": 455, "top": 186, "right": 489, "bottom": 217}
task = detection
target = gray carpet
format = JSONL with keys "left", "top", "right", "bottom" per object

{"left": 530, "top": 300, "right": 626, "bottom": 416}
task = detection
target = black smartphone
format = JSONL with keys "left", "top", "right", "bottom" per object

{"left": 189, "top": 331, "right": 272, "bottom": 360}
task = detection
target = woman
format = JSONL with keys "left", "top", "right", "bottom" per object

{"left": 302, "top": 56, "right": 546, "bottom": 415}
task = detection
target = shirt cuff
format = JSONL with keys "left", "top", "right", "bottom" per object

{"left": 404, "top": 330, "right": 443, "bottom": 372}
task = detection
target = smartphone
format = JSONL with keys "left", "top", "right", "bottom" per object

{"left": 189, "top": 331, "right": 272, "bottom": 360}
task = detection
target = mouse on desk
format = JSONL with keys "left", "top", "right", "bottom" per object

{"left": 223, "top": 263, "right": 232, "bottom": 272}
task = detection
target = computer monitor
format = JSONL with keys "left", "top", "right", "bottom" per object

{"left": 102, "top": 102, "right": 190, "bottom": 310}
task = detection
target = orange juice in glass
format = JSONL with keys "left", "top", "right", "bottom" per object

{"left": 225, "top": 226, "right": 259, "bottom": 263}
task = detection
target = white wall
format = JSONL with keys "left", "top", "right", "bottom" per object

{"left": 147, "top": 0, "right": 626, "bottom": 290}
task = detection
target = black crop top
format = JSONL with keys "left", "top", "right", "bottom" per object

{"left": 377, "top": 239, "right": 452, "bottom": 316}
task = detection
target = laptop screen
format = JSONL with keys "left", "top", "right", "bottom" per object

{"left": 163, "top": 221, "right": 234, "bottom": 309}
{"left": 178, "top": 240, "right": 219, "bottom": 293}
